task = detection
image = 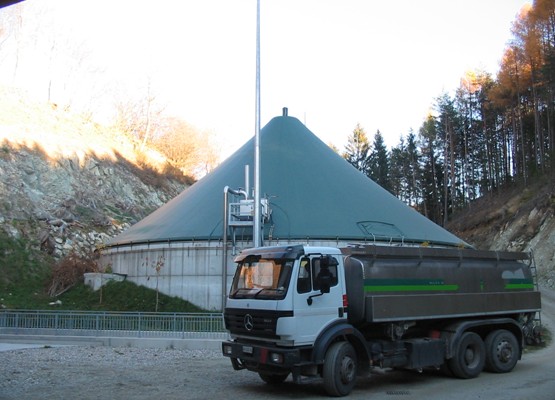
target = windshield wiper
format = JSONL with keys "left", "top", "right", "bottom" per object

{"left": 233, "top": 288, "right": 263, "bottom": 298}
{"left": 253, "top": 287, "right": 287, "bottom": 298}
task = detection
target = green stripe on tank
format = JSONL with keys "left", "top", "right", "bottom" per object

{"left": 504, "top": 279, "right": 534, "bottom": 290}
{"left": 364, "top": 279, "right": 459, "bottom": 292}
{"left": 505, "top": 283, "right": 535, "bottom": 289}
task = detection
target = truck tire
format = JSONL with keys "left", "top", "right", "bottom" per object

{"left": 323, "top": 341, "right": 357, "bottom": 397}
{"left": 258, "top": 372, "right": 289, "bottom": 384}
{"left": 484, "top": 329, "right": 519, "bottom": 373}
{"left": 448, "top": 332, "right": 485, "bottom": 379}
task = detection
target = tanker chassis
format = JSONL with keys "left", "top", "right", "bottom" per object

{"left": 222, "top": 244, "right": 542, "bottom": 396}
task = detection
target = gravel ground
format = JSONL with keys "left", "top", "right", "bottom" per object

{"left": 0, "top": 347, "right": 233, "bottom": 400}
{"left": 2, "top": 342, "right": 555, "bottom": 400}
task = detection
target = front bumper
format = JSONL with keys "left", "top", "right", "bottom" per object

{"left": 222, "top": 340, "right": 305, "bottom": 371}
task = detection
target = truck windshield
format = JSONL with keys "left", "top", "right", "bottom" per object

{"left": 229, "top": 257, "right": 293, "bottom": 300}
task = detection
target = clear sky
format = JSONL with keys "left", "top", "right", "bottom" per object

{"left": 2, "top": 0, "right": 531, "bottom": 160}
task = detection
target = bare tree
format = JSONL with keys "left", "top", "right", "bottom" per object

{"left": 152, "top": 116, "right": 219, "bottom": 178}
{"left": 113, "top": 79, "right": 165, "bottom": 148}
{"left": 153, "top": 255, "right": 164, "bottom": 312}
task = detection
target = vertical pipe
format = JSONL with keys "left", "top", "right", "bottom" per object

{"left": 245, "top": 165, "right": 250, "bottom": 197}
{"left": 253, "top": 0, "right": 262, "bottom": 248}
{"left": 222, "top": 187, "right": 229, "bottom": 311}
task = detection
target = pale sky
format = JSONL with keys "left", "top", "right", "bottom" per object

{"left": 2, "top": 0, "right": 531, "bottom": 160}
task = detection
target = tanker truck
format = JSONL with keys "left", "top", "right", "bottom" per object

{"left": 222, "top": 244, "right": 542, "bottom": 396}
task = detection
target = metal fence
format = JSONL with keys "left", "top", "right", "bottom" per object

{"left": 0, "top": 310, "right": 227, "bottom": 339}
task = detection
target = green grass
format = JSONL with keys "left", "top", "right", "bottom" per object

{"left": 1, "top": 230, "right": 53, "bottom": 309}
{"left": 56, "top": 280, "right": 205, "bottom": 312}
{"left": 0, "top": 231, "right": 205, "bottom": 312}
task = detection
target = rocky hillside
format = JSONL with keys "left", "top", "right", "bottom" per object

{"left": 447, "top": 175, "right": 555, "bottom": 287}
{"left": 0, "top": 87, "right": 188, "bottom": 259}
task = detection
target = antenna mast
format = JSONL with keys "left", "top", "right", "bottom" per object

{"left": 253, "top": 0, "right": 262, "bottom": 248}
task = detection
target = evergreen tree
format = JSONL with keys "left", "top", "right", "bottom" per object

{"left": 389, "top": 136, "right": 407, "bottom": 201}
{"left": 343, "top": 123, "right": 371, "bottom": 175}
{"left": 405, "top": 131, "right": 421, "bottom": 207}
{"left": 368, "top": 130, "right": 391, "bottom": 191}
{"left": 419, "top": 114, "right": 445, "bottom": 225}
{"left": 435, "top": 93, "right": 463, "bottom": 221}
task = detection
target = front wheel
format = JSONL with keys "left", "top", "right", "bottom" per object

{"left": 448, "top": 331, "right": 485, "bottom": 379}
{"left": 484, "top": 329, "right": 519, "bottom": 373}
{"left": 323, "top": 341, "right": 358, "bottom": 397}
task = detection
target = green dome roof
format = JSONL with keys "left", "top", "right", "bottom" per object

{"left": 107, "top": 115, "right": 467, "bottom": 248}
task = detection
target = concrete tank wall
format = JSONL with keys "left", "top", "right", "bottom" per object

{"left": 100, "top": 239, "right": 353, "bottom": 311}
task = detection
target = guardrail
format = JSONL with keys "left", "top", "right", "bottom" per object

{"left": 0, "top": 310, "right": 227, "bottom": 339}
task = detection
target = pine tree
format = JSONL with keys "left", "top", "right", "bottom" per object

{"left": 389, "top": 136, "right": 407, "bottom": 201}
{"left": 419, "top": 114, "right": 445, "bottom": 225}
{"left": 368, "top": 130, "right": 391, "bottom": 191}
{"left": 343, "top": 123, "right": 371, "bottom": 175}
{"left": 405, "top": 131, "right": 421, "bottom": 207}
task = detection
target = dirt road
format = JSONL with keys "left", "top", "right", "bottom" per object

{"left": 2, "top": 289, "right": 554, "bottom": 400}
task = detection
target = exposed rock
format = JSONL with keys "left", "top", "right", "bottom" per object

{"left": 0, "top": 139, "right": 188, "bottom": 260}
{"left": 448, "top": 178, "right": 555, "bottom": 284}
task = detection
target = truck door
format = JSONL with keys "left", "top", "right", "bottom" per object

{"left": 293, "top": 255, "right": 345, "bottom": 345}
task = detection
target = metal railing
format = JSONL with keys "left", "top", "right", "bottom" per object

{"left": 0, "top": 310, "right": 227, "bottom": 339}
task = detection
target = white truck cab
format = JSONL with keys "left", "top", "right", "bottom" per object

{"left": 224, "top": 245, "right": 346, "bottom": 347}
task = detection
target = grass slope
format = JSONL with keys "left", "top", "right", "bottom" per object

{"left": 0, "top": 231, "right": 204, "bottom": 312}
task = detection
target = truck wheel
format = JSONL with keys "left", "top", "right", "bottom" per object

{"left": 323, "top": 341, "right": 357, "bottom": 397}
{"left": 258, "top": 372, "right": 289, "bottom": 384}
{"left": 448, "top": 332, "right": 485, "bottom": 379}
{"left": 484, "top": 329, "right": 519, "bottom": 373}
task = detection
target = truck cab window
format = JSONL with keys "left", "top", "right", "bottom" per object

{"left": 297, "top": 256, "right": 339, "bottom": 293}
{"left": 297, "top": 257, "right": 312, "bottom": 293}
{"left": 313, "top": 257, "right": 338, "bottom": 291}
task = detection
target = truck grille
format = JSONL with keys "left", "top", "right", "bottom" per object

{"left": 224, "top": 308, "right": 293, "bottom": 339}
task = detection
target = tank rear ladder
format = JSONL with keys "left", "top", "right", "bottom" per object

{"left": 527, "top": 251, "right": 543, "bottom": 344}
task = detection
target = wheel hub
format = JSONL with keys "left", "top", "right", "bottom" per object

{"left": 340, "top": 356, "right": 356, "bottom": 383}
{"left": 464, "top": 348, "right": 476, "bottom": 364}
{"left": 496, "top": 340, "right": 513, "bottom": 362}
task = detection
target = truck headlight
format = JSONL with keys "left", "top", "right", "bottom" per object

{"left": 223, "top": 345, "right": 233, "bottom": 355}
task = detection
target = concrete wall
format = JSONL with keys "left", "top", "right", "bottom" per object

{"left": 100, "top": 239, "right": 353, "bottom": 311}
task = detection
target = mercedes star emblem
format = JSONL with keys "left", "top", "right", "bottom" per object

{"left": 244, "top": 314, "right": 254, "bottom": 331}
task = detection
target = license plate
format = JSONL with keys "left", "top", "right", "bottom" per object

{"left": 242, "top": 346, "right": 253, "bottom": 354}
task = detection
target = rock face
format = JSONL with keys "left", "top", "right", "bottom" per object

{"left": 447, "top": 182, "right": 555, "bottom": 287}
{"left": 490, "top": 204, "right": 555, "bottom": 287}
{"left": 0, "top": 135, "right": 187, "bottom": 261}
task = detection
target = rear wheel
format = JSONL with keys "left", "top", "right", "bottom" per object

{"left": 448, "top": 332, "right": 485, "bottom": 379}
{"left": 323, "top": 341, "right": 358, "bottom": 397}
{"left": 258, "top": 372, "right": 289, "bottom": 384}
{"left": 484, "top": 329, "right": 519, "bottom": 373}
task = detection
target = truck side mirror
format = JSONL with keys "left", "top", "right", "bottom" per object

{"left": 321, "top": 255, "right": 339, "bottom": 267}
{"left": 307, "top": 276, "right": 331, "bottom": 305}
{"left": 317, "top": 274, "right": 331, "bottom": 294}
